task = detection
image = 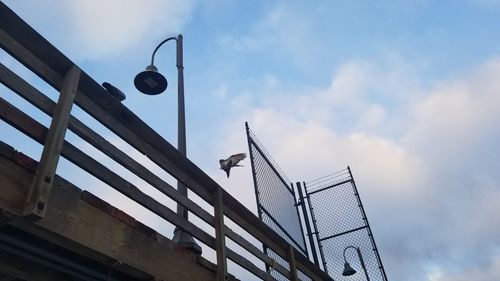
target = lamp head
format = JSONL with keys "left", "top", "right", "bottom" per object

{"left": 134, "top": 64, "right": 168, "bottom": 95}
{"left": 342, "top": 262, "right": 356, "bottom": 276}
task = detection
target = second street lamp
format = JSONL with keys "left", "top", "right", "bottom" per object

{"left": 342, "top": 246, "right": 370, "bottom": 280}
{"left": 134, "top": 34, "right": 202, "bottom": 255}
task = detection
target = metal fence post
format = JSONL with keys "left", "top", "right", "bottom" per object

{"left": 348, "top": 166, "right": 388, "bottom": 281}
{"left": 304, "top": 182, "right": 328, "bottom": 274}
{"left": 24, "top": 66, "right": 81, "bottom": 219}
{"left": 292, "top": 182, "right": 309, "bottom": 259}
{"left": 246, "top": 122, "right": 270, "bottom": 271}
{"left": 296, "top": 182, "right": 319, "bottom": 266}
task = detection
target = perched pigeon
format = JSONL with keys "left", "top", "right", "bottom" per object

{"left": 219, "top": 153, "right": 247, "bottom": 178}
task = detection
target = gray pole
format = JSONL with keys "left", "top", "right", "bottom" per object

{"left": 357, "top": 247, "right": 371, "bottom": 281}
{"left": 296, "top": 182, "right": 320, "bottom": 266}
{"left": 171, "top": 34, "right": 202, "bottom": 254}
{"left": 135, "top": 35, "right": 200, "bottom": 254}
{"left": 176, "top": 34, "right": 186, "bottom": 216}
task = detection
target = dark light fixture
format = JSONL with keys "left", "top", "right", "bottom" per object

{"left": 134, "top": 64, "right": 167, "bottom": 95}
{"left": 342, "top": 262, "right": 357, "bottom": 276}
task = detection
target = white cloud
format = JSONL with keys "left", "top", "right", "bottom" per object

{"left": 64, "top": 0, "right": 194, "bottom": 58}
{"left": 210, "top": 56, "right": 500, "bottom": 281}
{"left": 4, "top": 0, "right": 195, "bottom": 60}
{"left": 432, "top": 253, "right": 500, "bottom": 281}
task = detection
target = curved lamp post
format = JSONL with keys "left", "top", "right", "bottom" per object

{"left": 342, "top": 246, "right": 370, "bottom": 280}
{"left": 134, "top": 35, "right": 202, "bottom": 255}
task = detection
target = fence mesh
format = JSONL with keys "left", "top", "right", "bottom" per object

{"left": 246, "top": 123, "right": 310, "bottom": 280}
{"left": 306, "top": 168, "right": 387, "bottom": 281}
{"left": 245, "top": 122, "right": 387, "bottom": 281}
{"left": 246, "top": 124, "right": 307, "bottom": 255}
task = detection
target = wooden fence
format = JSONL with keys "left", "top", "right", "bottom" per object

{"left": 0, "top": 3, "right": 332, "bottom": 281}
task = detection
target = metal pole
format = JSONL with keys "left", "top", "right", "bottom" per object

{"left": 296, "top": 182, "right": 319, "bottom": 266}
{"left": 305, "top": 181, "right": 328, "bottom": 274}
{"left": 245, "top": 122, "right": 270, "bottom": 272}
{"left": 292, "top": 182, "right": 309, "bottom": 256}
{"left": 356, "top": 247, "right": 370, "bottom": 281}
{"left": 348, "top": 166, "right": 387, "bottom": 280}
{"left": 176, "top": 34, "right": 187, "bottom": 217}
{"left": 171, "top": 34, "right": 201, "bottom": 254}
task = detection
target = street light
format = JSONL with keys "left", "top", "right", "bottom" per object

{"left": 342, "top": 246, "right": 370, "bottom": 281}
{"left": 134, "top": 34, "right": 202, "bottom": 255}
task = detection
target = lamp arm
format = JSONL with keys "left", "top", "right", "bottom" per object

{"left": 150, "top": 36, "right": 178, "bottom": 66}
{"left": 343, "top": 245, "right": 357, "bottom": 261}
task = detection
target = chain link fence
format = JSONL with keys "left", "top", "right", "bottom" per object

{"left": 246, "top": 123, "right": 309, "bottom": 280}
{"left": 245, "top": 123, "right": 387, "bottom": 281}
{"left": 305, "top": 168, "right": 388, "bottom": 281}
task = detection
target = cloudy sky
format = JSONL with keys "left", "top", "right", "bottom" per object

{"left": 1, "top": 1, "right": 500, "bottom": 280}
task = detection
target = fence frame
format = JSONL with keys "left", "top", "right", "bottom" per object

{"left": 304, "top": 167, "right": 388, "bottom": 281}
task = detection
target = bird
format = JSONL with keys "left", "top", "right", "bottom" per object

{"left": 219, "top": 153, "right": 247, "bottom": 178}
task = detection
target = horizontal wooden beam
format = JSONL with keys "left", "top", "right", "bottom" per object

{"left": 0, "top": 63, "right": 287, "bottom": 277}
{"left": 0, "top": 3, "right": 331, "bottom": 280}
{"left": 0, "top": 151, "right": 220, "bottom": 281}
{"left": 226, "top": 248, "right": 276, "bottom": 281}
{"left": 0, "top": 62, "right": 214, "bottom": 227}
{"left": 224, "top": 226, "right": 291, "bottom": 279}
{"left": 0, "top": 96, "right": 216, "bottom": 249}
{"left": 0, "top": 97, "right": 273, "bottom": 281}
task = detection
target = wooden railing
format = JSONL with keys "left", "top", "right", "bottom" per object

{"left": 0, "top": 3, "right": 332, "bottom": 281}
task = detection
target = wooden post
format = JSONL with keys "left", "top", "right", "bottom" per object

{"left": 214, "top": 187, "right": 227, "bottom": 281}
{"left": 288, "top": 245, "right": 299, "bottom": 281}
{"left": 24, "top": 66, "right": 81, "bottom": 219}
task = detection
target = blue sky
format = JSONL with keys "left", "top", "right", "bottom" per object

{"left": 1, "top": 1, "right": 500, "bottom": 280}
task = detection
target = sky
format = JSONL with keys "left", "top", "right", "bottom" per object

{"left": 1, "top": 0, "right": 500, "bottom": 280}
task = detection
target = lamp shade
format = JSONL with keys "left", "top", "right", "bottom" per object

{"left": 134, "top": 64, "right": 167, "bottom": 95}
{"left": 342, "top": 262, "right": 357, "bottom": 276}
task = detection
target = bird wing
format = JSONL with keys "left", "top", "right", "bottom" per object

{"left": 227, "top": 153, "right": 247, "bottom": 166}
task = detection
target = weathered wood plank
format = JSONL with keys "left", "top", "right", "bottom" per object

{"left": 0, "top": 154, "right": 30, "bottom": 215}
{"left": 1, "top": 98, "right": 286, "bottom": 281}
{"left": 0, "top": 65, "right": 287, "bottom": 276}
{"left": 0, "top": 62, "right": 214, "bottom": 227}
{"left": 0, "top": 3, "right": 331, "bottom": 279}
{"left": 24, "top": 66, "right": 80, "bottom": 218}
{"left": 0, "top": 96, "right": 216, "bottom": 250}
{"left": 75, "top": 72, "right": 327, "bottom": 280}
{"left": 289, "top": 246, "right": 299, "bottom": 281}
{"left": 226, "top": 248, "right": 277, "bottom": 281}
{"left": 224, "top": 226, "right": 292, "bottom": 279}
{"left": 0, "top": 158, "right": 219, "bottom": 280}
{"left": 1, "top": 98, "right": 270, "bottom": 281}
{"left": 0, "top": 3, "right": 68, "bottom": 89}
{"left": 75, "top": 75, "right": 215, "bottom": 202}
{"left": 2, "top": 72, "right": 326, "bottom": 280}
{"left": 0, "top": 63, "right": 56, "bottom": 115}
{"left": 214, "top": 187, "right": 227, "bottom": 281}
